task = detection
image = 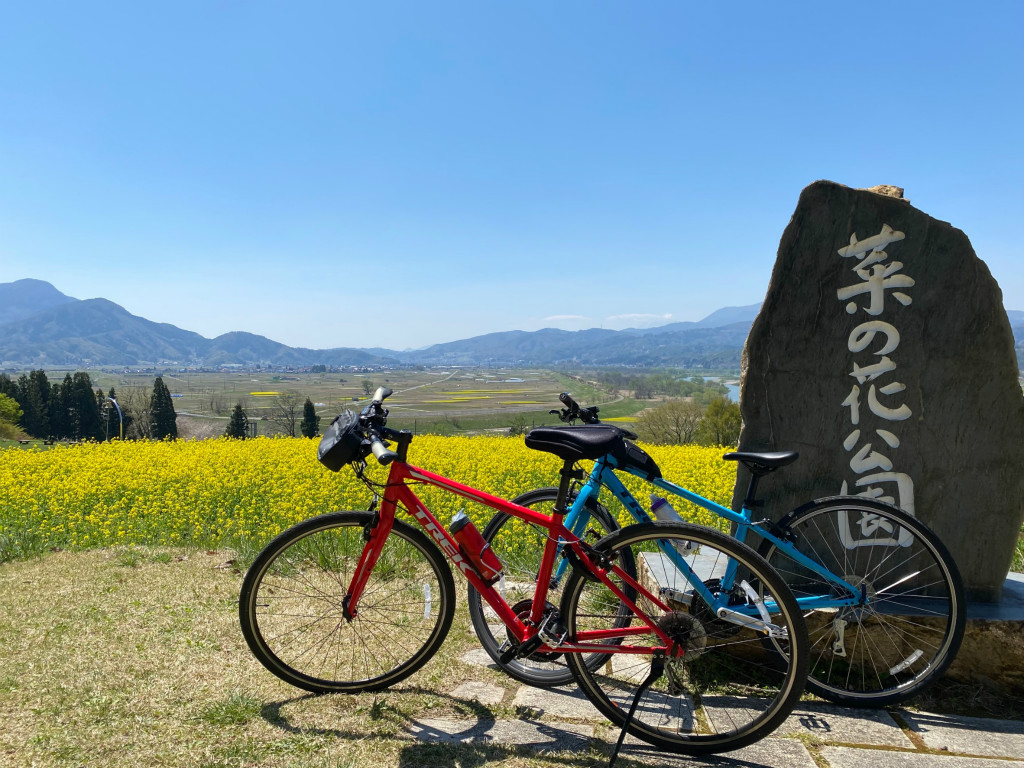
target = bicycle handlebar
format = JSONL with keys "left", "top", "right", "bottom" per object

{"left": 551, "top": 392, "right": 600, "bottom": 424}
{"left": 357, "top": 387, "right": 401, "bottom": 465}
{"left": 370, "top": 434, "right": 399, "bottom": 465}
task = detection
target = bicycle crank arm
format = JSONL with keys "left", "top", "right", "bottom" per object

{"left": 716, "top": 579, "right": 788, "bottom": 638}
{"left": 658, "top": 586, "right": 693, "bottom": 607}
{"left": 715, "top": 607, "right": 789, "bottom": 638}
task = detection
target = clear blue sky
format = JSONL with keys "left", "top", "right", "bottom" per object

{"left": 2, "top": 2, "right": 1021, "bottom": 350}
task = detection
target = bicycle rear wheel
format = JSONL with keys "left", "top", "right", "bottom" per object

{"left": 760, "top": 497, "right": 965, "bottom": 706}
{"left": 466, "top": 487, "right": 631, "bottom": 687}
{"left": 562, "top": 521, "right": 808, "bottom": 755}
{"left": 239, "top": 511, "right": 456, "bottom": 694}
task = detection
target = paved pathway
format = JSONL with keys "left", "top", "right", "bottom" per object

{"left": 397, "top": 649, "right": 1024, "bottom": 767}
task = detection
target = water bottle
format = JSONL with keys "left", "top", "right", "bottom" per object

{"left": 650, "top": 494, "right": 693, "bottom": 553}
{"left": 450, "top": 510, "right": 504, "bottom": 584}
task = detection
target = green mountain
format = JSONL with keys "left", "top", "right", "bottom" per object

{"left": 0, "top": 282, "right": 395, "bottom": 368}
{"left": 0, "top": 278, "right": 78, "bottom": 326}
{"left": 8, "top": 280, "right": 1013, "bottom": 369}
{"left": 400, "top": 324, "right": 751, "bottom": 366}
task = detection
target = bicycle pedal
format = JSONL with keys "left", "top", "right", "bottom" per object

{"left": 538, "top": 614, "right": 568, "bottom": 647}
{"left": 498, "top": 633, "right": 544, "bottom": 664}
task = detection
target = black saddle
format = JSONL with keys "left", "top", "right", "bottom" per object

{"left": 722, "top": 450, "right": 799, "bottom": 476}
{"left": 525, "top": 425, "right": 662, "bottom": 480}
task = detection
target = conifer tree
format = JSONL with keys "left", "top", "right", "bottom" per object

{"left": 17, "top": 370, "right": 51, "bottom": 438}
{"left": 300, "top": 398, "right": 321, "bottom": 438}
{"left": 48, "top": 374, "right": 75, "bottom": 439}
{"left": 225, "top": 403, "right": 249, "bottom": 439}
{"left": 150, "top": 377, "right": 178, "bottom": 440}
{"left": 70, "top": 373, "right": 103, "bottom": 441}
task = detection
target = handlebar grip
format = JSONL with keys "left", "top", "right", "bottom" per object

{"left": 372, "top": 386, "right": 394, "bottom": 404}
{"left": 559, "top": 392, "right": 576, "bottom": 409}
{"left": 371, "top": 438, "right": 399, "bottom": 465}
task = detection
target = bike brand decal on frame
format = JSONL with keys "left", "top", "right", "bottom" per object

{"left": 408, "top": 503, "right": 478, "bottom": 580}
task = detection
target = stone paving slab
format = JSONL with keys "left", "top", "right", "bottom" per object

{"left": 615, "top": 738, "right": 818, "bottom": 767}
{"left": 400, "top": 717, "right": 593, "bottom": 751}
{"left": 401, "top": 717, "right": 819, "bottom": 767}
{"left": 511, "top": 684, "right": 604, "bottom": 719}
{"left": 899, "top": 710, "right": 1024, "bottom": 759}
{"left": 821, "top": 746, "right": 1024, "bottom": 767}
{"left": 450, "top": 681, "right": 506, "bottom": 706}
{"left": 777, "top": 702, "right": 914, "bottom": 747}
{"left": 459, "top": 647, "right": 498, "bottom": 668}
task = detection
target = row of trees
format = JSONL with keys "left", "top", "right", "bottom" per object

{"left": 633, "top": 397, "right": 742, "bottom": 446}
{"left": 224, "top": 398, "right": 320, "bottom": 439}
{"left": 0, "top": 371, "right": 179, "bottom": 441}
{"left": 0, "top": 369, "right": 336, "bottom": 442}
{"left": 585, "top": 369, "right": 731, "bottom": 402}
{"left": 0, "top": 370, "right": 335, "bottom": 442}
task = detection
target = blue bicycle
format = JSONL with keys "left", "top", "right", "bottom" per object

{"left": 467, "top": 393, "right": 965, "bottom": 707}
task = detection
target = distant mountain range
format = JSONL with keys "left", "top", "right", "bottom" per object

{"left": 1, "top": 279, "right": 1020, "bottom": 370}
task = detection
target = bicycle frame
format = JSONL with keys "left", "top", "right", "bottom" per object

{"left": 344, "top": 458, "right": 703, "bottom": 657}
{"left": 555, "top": 456, "right": 863, "bottom": 613}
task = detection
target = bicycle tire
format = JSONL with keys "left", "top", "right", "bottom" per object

{"left": 562, "top": 521, "right": 809, "bottom": 755}
{"left": 759, "top": 496, "right": 965, "bottom": 706}
{"left": 240, "top": 511, "right": 456, "bottom": 694}
{"left": 466, "top": 487, "right": 631, "bottom": 687}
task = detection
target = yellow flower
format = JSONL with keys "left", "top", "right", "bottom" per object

{"left": 0, "top": 436, "right": 737, "bottom": 557}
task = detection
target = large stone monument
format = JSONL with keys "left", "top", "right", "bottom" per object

{"left": 736, "top": 180, "right": 1024, "bottom": 602}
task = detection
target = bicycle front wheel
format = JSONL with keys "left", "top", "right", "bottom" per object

{"left": 563, "top": 521, "right": 809, "bottom": 755}
{"left": 760, "top": 497, "right": 965, "bottom": 706}
{"left": 466, "top": 487, "right": 631, "bottom": 687}
{"left": 239, "top": 511, "right": 456, "bottom": 694}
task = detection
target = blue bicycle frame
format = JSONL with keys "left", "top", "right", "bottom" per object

{"left": 555, "top": 455, "right": 864, "bottom": 616}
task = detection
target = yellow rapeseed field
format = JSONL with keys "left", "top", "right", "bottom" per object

{"left": 0, "top": 436, "right": 736, "bottom": 560}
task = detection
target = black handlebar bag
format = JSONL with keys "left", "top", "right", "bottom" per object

{"left": 317, "top": 410, "right": 365, "bottom": 471}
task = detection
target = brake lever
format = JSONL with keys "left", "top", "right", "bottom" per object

{"left": 550, "top": 407, "right": 575, "bottom": 423}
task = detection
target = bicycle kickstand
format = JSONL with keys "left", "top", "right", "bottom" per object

{"left": 607, "top": 653, "right": 666, "bottom": 768}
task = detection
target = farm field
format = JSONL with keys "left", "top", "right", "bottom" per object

{"left": 10, "top": 367, "right": 652, "bottom": 438}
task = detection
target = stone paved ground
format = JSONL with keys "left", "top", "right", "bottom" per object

{"left": 438, "top": 649, "right": 1024, "bottom": 767}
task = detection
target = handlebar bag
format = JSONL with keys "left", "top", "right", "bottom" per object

{"left": 317, "top": 410, "right": 365, "bottom": 471}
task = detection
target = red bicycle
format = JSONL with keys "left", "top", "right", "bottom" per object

{"left": 239, "top": 388, "right": 809, "bottom": 756}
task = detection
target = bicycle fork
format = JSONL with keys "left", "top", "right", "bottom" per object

{"left": 342, "top": 503, "right": 397, "bottom": 620}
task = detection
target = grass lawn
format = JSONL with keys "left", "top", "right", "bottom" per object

{"left": 0, "top": 548, "right": 624, "bottom": 768}
{"left": 3, "top": 547, "right": 1024, "bottom": 768}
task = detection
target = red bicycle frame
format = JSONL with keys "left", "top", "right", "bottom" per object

{"left": 345, "top": 458, "right": 677, "bottom": 656}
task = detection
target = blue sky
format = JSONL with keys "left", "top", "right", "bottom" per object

{"left": 1, "top": 2, "right": 1021, "bottom": 350}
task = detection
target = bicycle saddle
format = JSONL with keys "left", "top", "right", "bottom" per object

{"left": 525, "top": 425, "right": 626, "bottom": 462}
{"left": 722, "top": 450, "right": 799, "bottom": 475}
{"left": 525, "top": 425, "right": 663, "bottom": 480}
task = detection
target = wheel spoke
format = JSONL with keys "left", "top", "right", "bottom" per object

{"left": 240, "top": 513, "right": 454, "bottom": 693}
{"left": 564, "top": 521, "right": 808, "bottom": 755}
{"left": 763, "top": 500, "right": 964, "bottom": 705}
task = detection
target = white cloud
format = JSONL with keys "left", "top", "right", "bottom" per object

{"left": 604, "top": 313, "right": 673, "bottom": 329}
